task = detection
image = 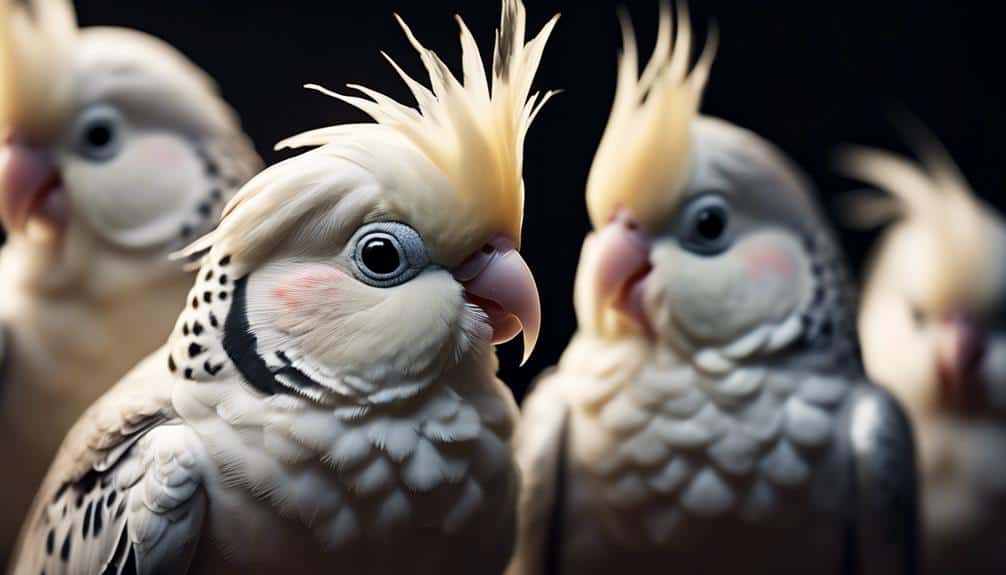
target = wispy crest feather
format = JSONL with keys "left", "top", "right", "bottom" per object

{"left": 839, "top": 128, "right": 997, "bottom": 310}
{"left": 586, "top": 2, "right": 716, "bottom": 231}
{"left": 0, "top": 0, "right": 76, "bottom": 138}
{"left": 278, "top": 0, "right": 558, "bottom": 249}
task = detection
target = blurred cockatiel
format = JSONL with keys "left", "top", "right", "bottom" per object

{"left": 509, "top": 5, "right": 918, "bottom": 575}
{"left": 843, "top": 130, "right": 1006, "bottom": 574}
{"left": 9, "top": 0, "right": 553, "bottom": 573}
{"left": 0, "top": 0, "right": 260, "bottom": 560}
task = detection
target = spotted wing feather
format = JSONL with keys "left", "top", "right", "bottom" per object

{"left": 11, "top": 348, "right": 206, "bottom": 575}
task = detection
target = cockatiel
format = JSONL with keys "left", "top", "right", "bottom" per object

{"left": 509, "top": 6, "right": 918, "bottom": 575}
{"left": 844, "top": 130, "right": 1006, "bottom": 574}
{"left": 9, "top": 0, "right": 553, "bottom": 573}
{"left": 0, "top": 0, "right": 260, "bottom": 561}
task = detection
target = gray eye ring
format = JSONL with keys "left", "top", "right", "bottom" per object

{"left": 72, "top": 106, "right": 123, "bottom": 162}
{"left": 349, "top": 222, "right": 430, "bottom": 287}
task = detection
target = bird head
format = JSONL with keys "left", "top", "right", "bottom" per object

{"left": 0, "top": 0, "right": 258, "bottom": 295}
{"left": 844, "top": 132, "right": 1006, "bottom": 416}
{"left": 175, "top": 0, "right": 553, "bottom": 405}
{"left": 577, "top": 4, "right": 852, "bottom": 367}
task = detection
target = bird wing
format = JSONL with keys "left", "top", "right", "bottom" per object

{"left": 10, "top": 347, "right": 207, "bottom": 575}
{"left": 846, "top": 383, "right": 920, "bottom": 575}
{"left": 507, "top": 369, "right": 569, "bottom": 575}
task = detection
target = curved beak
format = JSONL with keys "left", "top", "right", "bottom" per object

{"left": 936, "top": 313, "right": 987, "bottom": 411}
{"left": 593, "top": 210, "right": 652, "bottom": 328}
{"left": 454, "top": 236, "right": 541, "bottom": 365}
{"left": 0, "top": 137, "right": 64, "bottom": 234}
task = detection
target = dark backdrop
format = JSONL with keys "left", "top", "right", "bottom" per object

{"left": 39, "top": 1, "right": 1006, "bottom": 400}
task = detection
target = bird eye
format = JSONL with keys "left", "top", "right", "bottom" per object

{"left": 678, "top": 193, "right": 733, "bottom": 255}
{"left": 72, "top": 106, "right": 123, "bottom": 162}
{"left": 349, "top": 222, "right": 430, "bottom": 287}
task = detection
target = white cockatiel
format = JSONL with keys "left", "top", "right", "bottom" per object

{"left": 509, "top": 5, "right": 918, "bottom": 575}
{"left": 0, "top": 0, "right": 260, "bottom": 561}
{"left": 9, "top": 0, "right": 554, "bottom": 573}
{"left": 844, "top": 131, "right": 1006, "bottom": 574}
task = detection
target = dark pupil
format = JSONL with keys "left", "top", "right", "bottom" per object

{"left": 86, "top": 123, "right": 114, "bottom": 148}
{"left": 695, "top": 207, "right": 726, "bottom": 241}
{"left": 361, "top": 238, "right": 401, "bottom": 275}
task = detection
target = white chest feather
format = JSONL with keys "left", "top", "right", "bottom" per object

{"left": 174, "top": 374, "right": 518, "bottom": 570}
{"left": 563, "top": 354, "right": 849, "bottom": 545}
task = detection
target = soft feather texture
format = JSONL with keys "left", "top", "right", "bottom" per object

{"left": 585, "top": 2, "right": 716, "bottom": 232}
{"left": 11, "top": 1, "right": 553, "bottom": 573}
{"left": 191, "top": 0, "right": 558, "bottom": 269}
{"left": 0, "top": 0, "right": 260, "bottom": 562}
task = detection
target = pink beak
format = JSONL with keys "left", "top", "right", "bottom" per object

{"left": 936, "top": 313, "right": 987, "bottom": 411}
{"left": 0, "top": 136, "right": 65, "bottom": 233}
{"left": 453, "top": 236, "right": 541, "bottom": 365}
{"left": 593, "top": 210, "right": 652, "bottom": 329}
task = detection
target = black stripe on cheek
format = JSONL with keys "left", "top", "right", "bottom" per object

{"left": 223, "top": 275, "right": 284, "bottom": 395}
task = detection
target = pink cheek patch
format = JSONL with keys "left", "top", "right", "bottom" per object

{"left": 271, "top": 267, "right": 350, "bottom": 314}
{"left": 741, "top": 243, "right": 796, "bottom": 281}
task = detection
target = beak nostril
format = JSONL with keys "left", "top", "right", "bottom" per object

{"left": 481, "top": 244, "right": 495, "bottom": 255}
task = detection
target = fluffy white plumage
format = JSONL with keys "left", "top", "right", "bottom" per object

{"left": 10, "top": 1, "right": 554, "bottom": 573}
{"left": 0, "top": 0, "right": 260, "bottom": 561}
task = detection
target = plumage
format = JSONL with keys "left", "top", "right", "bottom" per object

{"left": 0, "top": 0, "right": 260, "bottom": 560}
{"left": 508, "top": 4, "right": 917, "bottom": 574}
{"left": 10, "top": 1, "right": 554, "bottom": 573}
{"left": 845, "top": 125, "right": 1006, "bottom": 574}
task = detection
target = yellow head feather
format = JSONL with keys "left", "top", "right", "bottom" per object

{"left": 840, "top": 132, "right": 998, "bottom": 313}
{"left": 0, "top": 0, "right": 76, "bottom": 140}
{"left": 586, "top": 2, "right": 716, "bottom": 232}
{"left": 276, "top": 0, "right": 557, "bottom": 254}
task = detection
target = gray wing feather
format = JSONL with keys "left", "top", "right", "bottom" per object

{"left": 847, "top": 384, "right": 920, "bottom": 575}
{"left": 507, "top": 370, "right": 568, "bottom": 575}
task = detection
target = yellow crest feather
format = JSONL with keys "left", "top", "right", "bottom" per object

{"left": 586, "top": 2, "right": 716, "bottom": 231}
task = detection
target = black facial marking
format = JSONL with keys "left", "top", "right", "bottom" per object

{"left": 205, "top": 161, "right": 219, "bottom": 176}
{"left": 219, "top": 255, "right": 231, "bottom": 266}
{"left": 188, "top": 342, "right": 204, "bottom": 358}
{"left": 193, "top": 321, "right": 204, "bottom": 336}
{"left": 182, "top": 323, "right": 190, "bottom": 336}
{"left": 115, "top": 500, "right": 126, "bottom": 520}
{"left": 219, "top": 274, "right": 228, "bottom": 285}
{"left": 209, "top": 312, "right": 219, "bottom": 328}
{"left": 197, "top": 203, "right": 211, "bottom": 217}
{"left": 168, "top": 355, "right": 177, "bottom": 373}
{"left": 219, "top": 292, "right": 228, "bottom": 301}
{"left": 204, "top": 361, "right": 222, "bottom": 376}
{"left": 107, "top": 491, "right": 117, "bottom": 508}
{"left": 210, "top": 188, "right": 223, "bottom": 201}
{"left": 191, "top": 297, "right": 200, "bottom": 310}
{"left": 203, "top": 291, "right": 213, "bottom": 304}
{"left": 180, "top": 224, "right": 193, "bottom": 239}
{"left": 184, "top": 367, "right": 193, "bottom": 380}
{"left": 224, "top": 276, "right": 283, "bottom": 395}
{"left": 46, "top": 530, "right": 54, "bottom": 555}
{"left": 205, "top": 270, "right": 214, "bottom": 281}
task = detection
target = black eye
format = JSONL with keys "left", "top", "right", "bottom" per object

{"left": 695, "top": 206, "right": 727, "bottom": 241}
{"left": 360, "top": 237, "right": 401, "bottom": 275}
{"left": 678, "top": 193, "right": 733, "bottom": 255}
{"left": 73, "top": 107, "right": 122, "bottom": 162}
{"left": 350, "top": 222, "right": 430, "bottom": 287}
{"left": 84, "top": 122, "right": 114, "bottom": 149}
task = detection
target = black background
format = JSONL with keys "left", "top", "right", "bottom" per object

{"left": 45, "top": 1, "right": 1006, "bottom": 400}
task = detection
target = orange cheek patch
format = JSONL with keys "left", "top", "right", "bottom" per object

{"left": 741, "top": 243, "right": 796, "bottom": 280}
{"left": 272, "top": 266, "right": 350, "bottom": 313}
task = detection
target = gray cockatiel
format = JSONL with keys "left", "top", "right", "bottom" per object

{"left": 509, "top": 6, "right": 918, "bottom": 575}
{"left": 9, "top": 0, "right": 554, "bottom": 573}
{"left": 0, "top": 0, "right": 260, "bottom": 561}
{"left": 844, "top": 130, "right": 1006, "bottom": 574}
